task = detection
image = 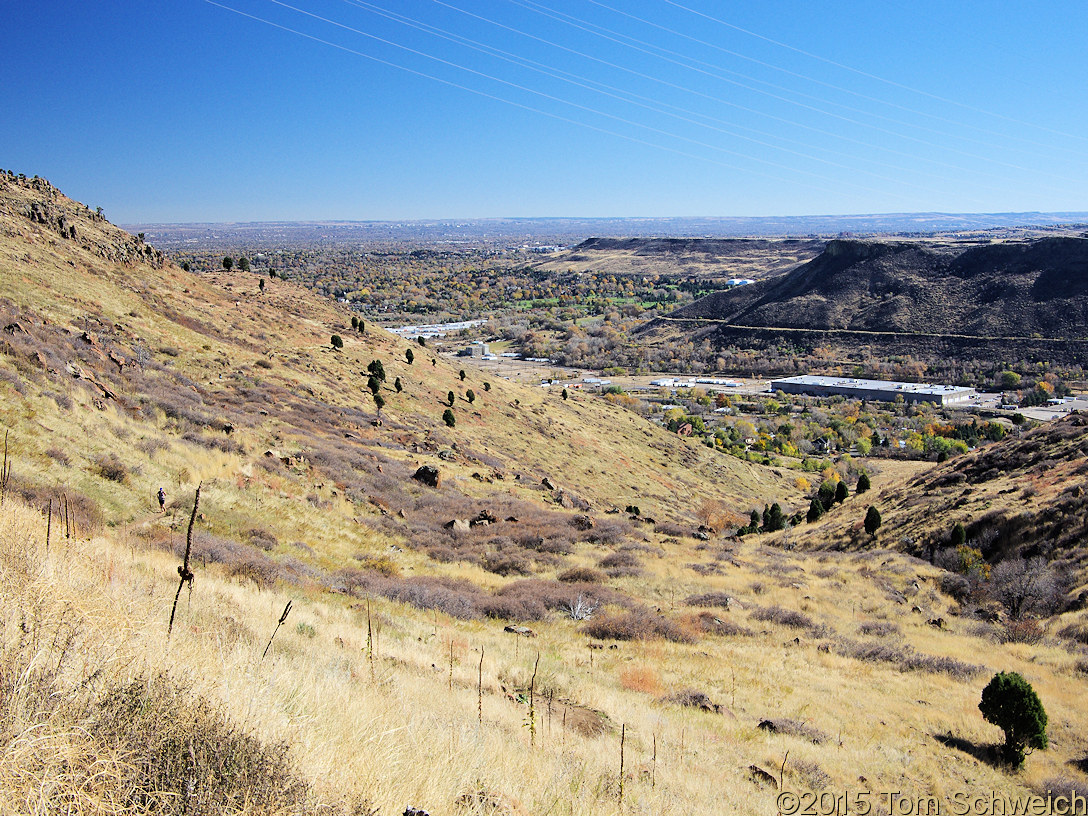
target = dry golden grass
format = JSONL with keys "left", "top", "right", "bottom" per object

{"left": 3, "top": 496, "right": 1087, "bottom": 815}
{"left": 3, "top": 175, "right": 1088, "bottom": 815}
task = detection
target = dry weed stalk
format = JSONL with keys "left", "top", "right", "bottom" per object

{"left": 527, "top": 652, "right": 539, "bottom": 747}
{"left": 618, "top": 722, "right": 626, "bottom": 809}
{"left": 262, "top": 600, "right": 293, "bottom": 660}
{"left": 167, "top": 482, "right": 201, "bottom": 638}
{"left": 477, "top": 646, "right": 484, "bottom": 725}
{"left": 45, "top": 498, "right": 51, "bottom": 552}
{"left": 0, "top": 430, "right": 10, "bottom": 506}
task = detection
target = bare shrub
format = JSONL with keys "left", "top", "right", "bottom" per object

{"left": 246, "top": 528, "right": 278, "bottom": 551}
{"left": 758, "top": 717, "right": 828, "bottom": 744}
{"left": 750, "top": 605, "right": 816, "bottom": 630}
{"left": 857, "top": 621, "right": 901, "bottom": 638}
{"left": 44, "top": 446, "right": 70, "bottom": 465}
{"left": 481, "top": 549, "right": 533, "bottom": 577}
{"left": 662, "top": 688, "right": 725, "bottom": 713}
{"left": 998, "top": 618, "right": 1045, "bottom": 644}
{"left": 93, "top": 452, "right": 129, "bottom": 484}
{"left": 990, "top": 557, "right": 1067, "bottom": 620}
{"left": 598, "top": 548, "right": 643, "bottom": 577}
{"left": 582, "top": 608, "right": 695, "bottom": 643}
{"left": 681, "top": 610, "right": 753, "bottom": 637}
{"left": 1058, "top": 620, "right": 1088, "bottom": 646}
{"left": 834, "top": 638, "right": 980, "bottom": 678}
{"left": 557, "top": 566, "right": 607, "bottom": 583}
{"left": 685, "top": 592, "right": 734, "bottom": 609}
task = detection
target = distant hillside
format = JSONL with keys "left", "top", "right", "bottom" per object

{"left": 784, "top": 414, "right": 1088, "bottom": 580}
{"left": 638, "top": 237, "right": 1088, "bottom": 372}
{"left": 531, "top": 236, "right": 824, "bottom": 280}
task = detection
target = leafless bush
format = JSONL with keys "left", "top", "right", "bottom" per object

{"left": 584, "top": 520, "right": 631, "bottom": 545}
{"left": 682, "top": 610, "right": 753, "bottom": 637}
{"left": 998, "top": 618, "right": 1045, "bottom": 644}
{"left": 582, "top": 608, "right": 695, "bottom": 643}
{"left": 834, "top": 638, "right": 980, "bottom": 678}
{"left": 1057, "top": 620, "right": 1088, "bottom": 646}
{"left": 558, "top": 566, "right": 607, "bottom": 583}
{"left": 662, "top": 688, "right": 725, "bottom": 713}
{"left": 685, "top": 592, "right": 733, "bottom": 609}
{"left": 758, "top": 717, "right": 829, "bottom": 744}
{"left": 564, "top": 595, "right": 598, "bottom": 621}
{"left": 246, "top": 528, "right": 278, "bottom": 551}
{"left": 990, "top": 557, "right": 1067, "bottom": 620}
{"left": 44, "top": 446, "right": 70, "bottom": 465}
{"left": 93, "top": 452, "right": 130, "bottom": 484}
{"left": 750, "top": 605, "right": 816, "bottom": 630}
{"left": 482, "top": 549, "right": 533, "bottom": 577}
{"left": 857, "top": 621, "right": 901, "bottom": 638}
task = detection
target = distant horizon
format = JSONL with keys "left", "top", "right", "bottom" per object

{"left": 123, "top": 209, "right": 1088, "bottom": 229}
{"left": 5, "top": 2, "right": 1087, "bottom": 223}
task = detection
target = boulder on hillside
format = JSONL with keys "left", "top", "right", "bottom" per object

{"left": 412, "top": 465, "right": 441, "bottom": 488}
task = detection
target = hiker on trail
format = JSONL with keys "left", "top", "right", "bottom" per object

{"left": 157, "top": 487, "right": 166, "bottom": 513}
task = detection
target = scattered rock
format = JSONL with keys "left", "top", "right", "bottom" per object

{"left": 470, "top": 510, "right": 497, "bottom": 527}
{"left": 444, "top": 519, "right": 470, "bottom": 532}
{"left": 541, "top": 477, "right": 557, "bottom": 490}
{"left": 503, "top": 625, "right": 536, "bottom": 638}
{"left": 927, "top": 617, "right": 946, "bottom": 629}
{"left": 412, "top": 465, "right": 441, "bottom": 488}
{"left": 3, "top": 321, "right": 27, "bottom": 335}
{"left": 569, "top": 514, "right": 594, "bottom": 531}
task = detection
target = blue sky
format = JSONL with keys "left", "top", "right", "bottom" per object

{"left": 4, "top": 1, "right": 1087, "bottom": 222}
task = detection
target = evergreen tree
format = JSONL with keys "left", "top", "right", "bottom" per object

{"left": 447, "top": 391, "right": 455, "bottom": 406}
{"left": 807, "top": 498, "right": 825, "bottom": 523}
{"left": 367, "top": 359, "right": 386, "bottom": 382}
{"left": 834, "top": 480, "right": 849, "bottom": 504}
{"left": 330, "top": 335, "right": 343, "bottom": 350}
{"left": 857, "top": 472, "right": 871, "bottom": 493}
{"left": 222, "top": 256, "right": 233, "bottom": 270}
{"left": 367, "top": 376, "right": 380, "bottom": 395}
{"left": 979, "top": 672, "right": 1047, "bottom": 768}
{"left": 466, "top": 389, "right": 476, "bottom": 404}
{"left": 864, "top": 506, "right": 882, "bottom": 536}
{"left": 951, "top": 521, "right": 966, "bottom": 548}
{"left": 459, "top": 369, "right": 466, "bottom": 381}
{"left": 394, "top": 377, "right": 403, "bottom": 393}
{"left": 405, "top": 348, "right": 414, "bottom": 365}
{"left": 442, "top": 408, "right": 456, "bottom": 427}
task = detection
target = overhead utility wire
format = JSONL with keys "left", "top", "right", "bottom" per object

{"left": 431, "top": 0, "right": 1031, "bottom": 189}
{"left": 203, "top": 0, "right": 915, "bottom": 201}
{"left": 587, "top": 0, "right": 1085, "bottom": 158}
{"left": 259, "top": 0, "right": 937, "bottom": 200}
{"left": 661, "top": 0, "right": 1088, "bottom": 144}
{"left": 340, "top": 0, "right": 984, "bottom": 194}
{"left": 507, "top": 0, "right": 1074, "bottom": 182}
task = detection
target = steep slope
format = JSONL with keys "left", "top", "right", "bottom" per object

{"left": 787, "top": 415, "right": 1088, "bottom": 576}
{"left": 3, "top": 174, "right": 1087, "bottom": 814}
{"left": 667, "top": 237, "right": 1088, "bottom": 338}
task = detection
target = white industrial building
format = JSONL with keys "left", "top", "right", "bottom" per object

{"left": 771, "top": 375, "right": 976, "bottom": 406}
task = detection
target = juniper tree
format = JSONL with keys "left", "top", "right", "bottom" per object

{"left": 406, "top": 348, "right": 414, "bottom": 365}
{"left": 447, "top": 391, "right": 455, "bottom": 407}
{"left": 834, "top": 480, "right": 848, "bottom": 504}
{"left": 443, "top": 408, "right": 456, "bottom": 427}
{"left": 864, "top": 505, "right": 882, "bottom": 536}
{"left": 857, "top": 472, "right": 871, "bottom": 493}
{"left": 330, "top": 335, "right": 343, "bottom": 350}
{"left": 979, "top": 671, "right": 1047, "bottom": 768}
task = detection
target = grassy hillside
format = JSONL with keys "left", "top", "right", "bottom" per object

{"left": 1, "top": 174, "right": 1087, "bottom": 814}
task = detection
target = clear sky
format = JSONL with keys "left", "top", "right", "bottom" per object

{"left": 4, "top": 1, "right": 1087, "bottom": 222}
